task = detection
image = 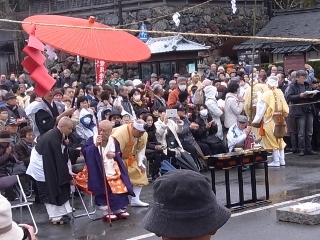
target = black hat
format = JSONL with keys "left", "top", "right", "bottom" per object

{"left": 108, "top": 109, "right": 122, "bottom": 121}
{"left": 173, "top": 103, "right": 186, "bottom": 112}
{"left": 4, "top": 92, "right": 16, "bottom": 100}
{"left": 178, "top": 90, "right": 189, "bottom": 103}
{"left": 142, "top": 170, "right": 231, "bottom": 238}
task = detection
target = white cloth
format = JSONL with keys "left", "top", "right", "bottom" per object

{"left": 154, "top": 118, "right": 183, "bottom": 155}
{"left": 204, "top": 95, "right": 223, "bottom": 140}
{"left": 44, "top": 201, "right": 72, "bottom": 220}
{"left": 102, "top": 136, "right": 116, "bottom": 177}
{"left": 252, "top": 100, "right": 268, "bottom": 124}
{"left": 26, "top": 148, "right": 45, "bottom": 182}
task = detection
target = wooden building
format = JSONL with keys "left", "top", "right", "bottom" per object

{"left": 140, "top": 35, "right": 209, "bottom": 81}
{"left": 233, "top": 8, "right": 320, "bottom": 73}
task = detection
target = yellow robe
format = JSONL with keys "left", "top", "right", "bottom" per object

{"left": 244, "top": 83, "right": 269, "bottom": 138}
{"left": 111, "top": 124, "right": 148, "bottom": 186}
{"left": 260, "top": 89, "right": 289, "bottom": 150}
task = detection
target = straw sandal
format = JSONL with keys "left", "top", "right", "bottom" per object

{"left": 51, "top": 216, "right": 70, "bottom": 225}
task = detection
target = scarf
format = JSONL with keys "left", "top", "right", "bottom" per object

{"left": 133, "top": 100, "right": 143, "bottom": 106}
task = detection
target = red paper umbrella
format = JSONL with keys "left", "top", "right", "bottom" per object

{"left": 22, "top": 15, "right": 151, "bottom": 63}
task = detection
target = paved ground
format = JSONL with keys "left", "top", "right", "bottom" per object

{"left": 13, "top": 153, "right": 320, "bottom": 240}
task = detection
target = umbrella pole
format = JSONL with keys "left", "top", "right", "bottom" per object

{"left": 96, "top": 122, "right": 112, "bottom": 227}
{"left": 71, "top": 57, "right": 85, "bottom": 108}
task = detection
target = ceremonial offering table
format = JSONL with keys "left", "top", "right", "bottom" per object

{"left": 208, "top": 148, "right": 271, "bottom": 211}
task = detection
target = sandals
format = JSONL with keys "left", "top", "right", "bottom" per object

{"left": 51, "top": 216, "right": 70, "bottom": 225}
{"left": 102, "top": 210, "right": 130, "bottom": 221}
{"left": 102, "top": 214, "right": 118, "bottom": 222}
{"left": 115, "top": 211, "right": 129, "bottom": 219}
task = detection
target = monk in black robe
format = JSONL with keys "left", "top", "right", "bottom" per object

{"left": 27, "top": 117, "right": 74, "bottom": 224}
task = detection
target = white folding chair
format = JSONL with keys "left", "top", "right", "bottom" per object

{"left": 0, "top": 175, "right": 38, "bottom": 234}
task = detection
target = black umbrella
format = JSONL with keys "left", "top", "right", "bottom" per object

{"left": 176, "top": 151, "right": 200, "bottom": 172}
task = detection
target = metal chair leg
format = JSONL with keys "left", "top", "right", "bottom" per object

{"left": 71, "top": 185, "right": 98, "bottom": 220}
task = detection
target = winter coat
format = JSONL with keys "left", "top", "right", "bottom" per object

{"left": 204, "top": 86, "right": 223, "bottom": 140}
{"left": 224, "top": 92, "right": 244, "bottom": 128}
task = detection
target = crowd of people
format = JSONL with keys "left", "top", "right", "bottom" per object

{"left": 0, "top": 60, "right": 318, "bottom": 238}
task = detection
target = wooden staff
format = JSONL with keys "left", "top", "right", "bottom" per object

{"left": 96, "top": 121, "right": 112, "bottom": 227}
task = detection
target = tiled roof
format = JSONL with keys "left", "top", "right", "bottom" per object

{"left": 146, "top": 35, "right": 210, "bottom": 54}
{"left": 233, "top": 9, "right": 320, "bottom": 51}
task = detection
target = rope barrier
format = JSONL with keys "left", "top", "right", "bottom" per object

{"left": 0, "top": 17, "right": 320, "bottom": 43}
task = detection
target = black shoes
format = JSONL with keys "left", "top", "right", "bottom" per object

{"left": 299, "top": 150, "right": 318, "bottom": 156}
{"left": 305, "top": 150, "right": 318, "bottom": 155}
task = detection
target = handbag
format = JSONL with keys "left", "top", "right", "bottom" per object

{"left": 203, "top": 134, "right": 222, "bottom": 144}
{"left": 272, "top": 90, "right": 287, "bottom": 139}
{"left": 244, "top": 134, "right": 255, "bottom": 150}
{"left": 6, "top": 161, "right": 27, "bottom": 176}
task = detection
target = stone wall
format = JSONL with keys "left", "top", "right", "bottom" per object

{"left": 49, "top": 5, "right": 269, "bottom": 83}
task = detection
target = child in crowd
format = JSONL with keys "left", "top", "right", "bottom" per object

{"left": 0, "top": 107, "right": 8, "bottom": 131}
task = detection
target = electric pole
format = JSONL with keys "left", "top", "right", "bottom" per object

{"left": 118, "top": 0, "right": 128, "bottom": 80}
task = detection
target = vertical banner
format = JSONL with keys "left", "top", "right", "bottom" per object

{"left": 95, "top": 60, "right": 107, "bottom": 85}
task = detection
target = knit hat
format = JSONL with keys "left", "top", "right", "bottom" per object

{"left": 0, "top": 194, "right": 24, "bottom": 240}
{"left": 178, "top": 90, "right": 189, "bottom": 103}
{"left": 142, "top": 170, "right": 231, "bottom": 238}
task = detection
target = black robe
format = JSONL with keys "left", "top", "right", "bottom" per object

{"left": 35, "top": 99, "right": 60, "bottom": 135}
{"left": 35, "top": 128, "right": 72, "bottom": 206}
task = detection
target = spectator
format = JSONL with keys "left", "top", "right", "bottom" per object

{"left": 168, "top": 77, "right": 187, "bottom": 108}
{"left": 193, "top": 104, "right": 226, "bottom": 155}
{"left": 142, "top": 113, "right": 166, "bottom": 180}
{"left": 4, "top": 119, "right": 19, "bottom": 144}
{"left": 5, "top": 92, "right": 29, "bottom": 129}
{"left": 53, "top": 89, "right": 63, "bottom": 102}
{"left": 0, "top": 107, "right": 8, "bottom": 131}
{"left": 96, "top": 91, "right": 113, "bottom": 121}
{"left": 224, "top": 82, "right": 244, "bottom": 129}
{"left": 142, "top": 170, "right": 230, "bottom": 240}
{"left": 168, "top": 80, "right": 177, "bottom": 93}
{"left": 286, "top": 70, "right": 317, "bottom": 156}
{"left": 51, "top": 68, "right": 62, "bottom": 88}
{"left": 203, "top": 85, "right": 224, "bottom": 140}
{"left": 115, "top": 85, "right": 136, "bottom": 120}
{"left": 158, "top": 74, "right": 170, "bottom": 101}
{"left": 109, "top": 109, "right": 124, "bottom": 128}
{"left": 85, "top": 84, "right": 94, "bottom": 102}
{"left": 107, "top": 71, "right": 125, "bottom": 87}
{"left": 0, "top": 89, "right": 7, "bottom": 107}
{"left": 61, "top": 69, "right": 75, "bottom": 87}
{"left": 14, "top": 126, "right": 35, "bottom": 166}
{"left": 130, "top": 88, "right": 147, "bottom": 117}
{"left": 90, "top": 85, "right": 103, "bottom": 111}
{"left": 187, "top": 72, "right": 202, "bottom": 93}
{"left": 76, "top": 108, "right": 98, "bottom": 141}
{"left": 151, "top": 84, "right": 167, "bottom": 108}
{"left": 0, "top": 131, "right": 20, "bottom": 201}
{"left": 4, "top": 73, "right": 18, "bottom": 88}
{"left": 0, "top": 194, "right": 37, "bottom": 240}
{"left": 71, "top": 95, "right": 94, "bottom": 128}
{"left": 175, "top": 104, "right": 210, "bottom": 160}
{"left": 227, "top": 115, "right": 254, "bottom": 152}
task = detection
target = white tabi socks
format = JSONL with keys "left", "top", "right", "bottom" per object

{"left": 279, "top": 149, "right": 285, "bottom": 166}
{"left": 131, "top": 185, "right": 149, "bottom": 207}
{"left": 268, "top": 149, "right": 280, "bottom": 167}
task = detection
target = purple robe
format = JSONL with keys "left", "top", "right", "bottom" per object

{"left": 82, "top": 136, "right": 134, "bottom": 212}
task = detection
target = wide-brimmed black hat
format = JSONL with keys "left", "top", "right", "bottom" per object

{"left": 142, "top": 169, "right": 231, "bottom": 238}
